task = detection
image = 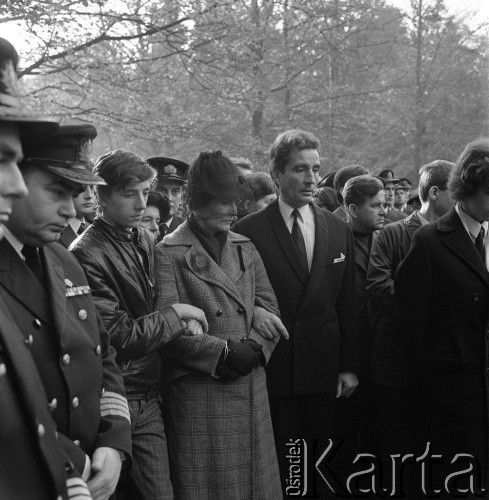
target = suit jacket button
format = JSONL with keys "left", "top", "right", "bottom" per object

{"left": 216, "top": 310, "right": 223, "bottom": 317}
{"left": 62, "top": 354, "right": 71, "bottom": 365}
{"left": 78, "top": 309, "right": 87, "bottom": 320}
{"left": 0, "top": 363, "right": 6, "bottom": 379}
{"left": 33, "top": 318, "right": 42, "bottom": 328}
{"left": 473, "top": 293, "right": 480, "bottom": 302}
{"left": 96, "top": 345, "right": 101, "bottom": 355}
{"left": 237, "top": 308, "right": 245, "bottom": 315}
{"left": 38, "top": 423, "right": 45, "bottom": 438}
{"left": 72, "top": 397, "right": 79, "bottom": 408}
{"left": 24, "top": 335, "right": 34, "bottom": 347}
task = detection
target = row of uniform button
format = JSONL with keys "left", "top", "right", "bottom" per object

{"left": 216, "top": 308, "right": 245, "bottom": 316}
{"left": 32, "top": 309, "right": 88, "bottom": 329}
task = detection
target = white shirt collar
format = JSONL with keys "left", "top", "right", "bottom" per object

{"left": 455, "top": 203, "right": 489, "bottom": 240}
{"left": 68, "top": 217, "right": 84, "bottom": 234}
{"left": 278, "top": 197, "right": 311, "bottom": 223}
{"left": 2, "top": 226, "right": 25, "bottom": 260}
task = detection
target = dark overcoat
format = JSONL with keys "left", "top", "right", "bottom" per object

{"left": 233, "top": 200, "right": 359, "bottom": 397}
{"left": 367, "top": 210, "right": 425, "bottom": 389}
{"left": 0, "top": 239, "right": 132, "bottom": 474}
{"left": 395, "top": 207, "right": 489, "bottom": 492}
{"left": 154, "top": 222, "right": 282, "bottom": 499}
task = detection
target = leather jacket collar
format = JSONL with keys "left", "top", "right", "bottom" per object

{"left": 94, "top": 216, "right": 143, "bottom": 244}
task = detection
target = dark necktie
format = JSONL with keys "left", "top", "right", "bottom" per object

{"left": 159, "top": 223, "right": 168, "bottom": 238}
{"left": 291, "top": 209, "right": 309, "bottom": 274}
{"left": 21, "top": 245, "right": 46, "bottom": 287}
{"left": 77, "top": 222, "right": 86, "bottom": 235}
{"left": 475, "top": 226, "right": 485, "bottom": 264}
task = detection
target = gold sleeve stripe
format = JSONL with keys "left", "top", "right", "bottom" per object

{"left": 100, "top": 391, "right": 130, "bottom": 421}
{"left": 66, "top": 478, "right": 92, "bottom": 499}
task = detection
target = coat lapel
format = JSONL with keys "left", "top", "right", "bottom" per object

{"left": 42, "top": 246, "right": 67, "bottom": 337}
{"left": 0, "top": 239, "right": 51, "bottom": 323}
{"left": 58, "top": 225, "right": 76, "bottom": 249}
{"left": 220, "top": 237, "right": 254, "bottom": 285}
{"left": 170, "top": 223, "right": 247, "bottom": 308}
{"left": 268, "top": 201, "right": 308, "bottom": 285}
{"left": 438, "top": 208, "right": 489, "bottom": 287}
{"left": 299, "top": 204, "right": 328, "bottom": 312}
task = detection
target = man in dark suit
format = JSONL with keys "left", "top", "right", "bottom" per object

{"left": 0, "top": 124, "right": 132, "bottom": 500}
{"left": 146, "top": 156, "right": 188, "bottom": 239}
{"left": 0, "top": 37, "right": 92, "bottom": 500}
{"left": 396, "top": 139, "right": 489, "bottom": 497}
{"left": 234, "top": 129, "right": 359, "bottom": 497}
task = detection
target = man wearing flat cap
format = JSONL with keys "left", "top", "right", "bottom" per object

{"left": 393, "top": 177, "right": 412, "bottom": 214}
{"left": 0, "top": 123, "right": 132, "bottom": 500}
{"left": 146, "top": 156, "right": 188, "bottom": 238}
{"left": 0, "top": 37, "right": 94, "bottom": 499}
{"left": 58, "top": 125, "right": 98, "bottom": 248}
{"left": 377, "top": 169, "right": 406, "bottom": 222}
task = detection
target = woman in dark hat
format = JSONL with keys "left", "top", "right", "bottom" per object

{"left": 155, "top": 151, "right": 283, "bottom": 499}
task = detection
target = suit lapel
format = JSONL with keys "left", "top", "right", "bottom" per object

{"left": 59, "top": 226, "right": 76, "bottom": 249}
{"left": 268, "top": 201, "right": 308, "bottom": 285}
{"left": 0, "top": 239, "right": 51, "bottom": 323}
{"left": 42, "top": 246, "right": 67, "bottom": 337}
{"left": 299, "top": 204, "right": 328, "bottom": 312}
{"left": 438, "top": 208, "right": 489, "bottom": 286}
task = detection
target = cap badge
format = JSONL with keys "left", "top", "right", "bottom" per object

{"left": 164, "top": 164, "right": 177, "bottom": 174}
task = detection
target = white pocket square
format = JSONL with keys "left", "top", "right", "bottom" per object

{"left": 333, "top": 253, "right": 345, "bottom": 263}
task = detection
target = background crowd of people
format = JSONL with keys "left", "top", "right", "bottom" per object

{"left": 2, "top": 34, "right": 489, "bottom": 500}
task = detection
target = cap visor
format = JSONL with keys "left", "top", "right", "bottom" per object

{"left": 45, "top": 165, "right": 107, "bottom": 186}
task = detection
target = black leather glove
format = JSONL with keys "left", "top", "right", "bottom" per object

{"left": 242, "top": 338, "right": 266, "bottom": 366}
{"left": 215, "top": 361, "right": 240, "bottom": 381}
{"left": 225, "top": 339, "right": 262, "bottom": 376}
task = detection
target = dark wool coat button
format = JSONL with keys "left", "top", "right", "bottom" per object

{"left": 216, "top": 310, "right": 223, "bottom": 317}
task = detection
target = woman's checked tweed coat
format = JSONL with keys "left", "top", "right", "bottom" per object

{"left": 155, "top": 221, "right": 282, "bottom": 500}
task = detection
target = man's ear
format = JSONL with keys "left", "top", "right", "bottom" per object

{"left": 271, "top": 167, "right": 280, "bottom": 188}
{"left": 347, "top": 203, "right": 358, "bottom": 219}
{"left": 429, "top": 186, "right": 439, "bottom": 201}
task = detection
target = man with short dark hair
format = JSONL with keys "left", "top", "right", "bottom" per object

{"left": 0, "top": 124, "right": 132, "bottom": 500}
{"left": 366, "top": 160, "right": 453, "bottom": 484}
{"left": 332, "top": 164, "right": 369, "bottom": 221}
{"left": 335, "top": 175, "right": 386, "bottom": 477}
{"left": 71, "top": 149, "right": 208, "bottom": 499}
{"left": 396, "top": 142, "right": 489, "bottom": 494}
{"left": 234, "top": 129, "right": 359, "bottom": 498}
